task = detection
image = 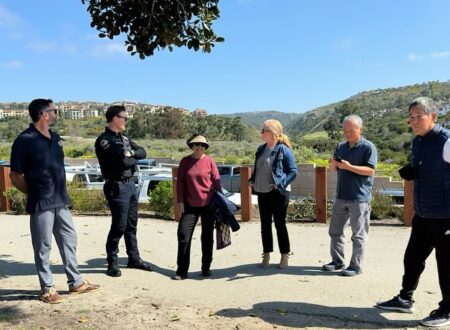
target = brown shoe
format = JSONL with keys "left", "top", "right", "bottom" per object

{"left": 261, "top": 252, "right": 270, "bottom": 269}
{"left": 278, "top": 253, "right": 289, "bottom": 269}
{"left": 41, "top": 287, "right": 64, "bottom": 304}
{"left": 69, "top": 280, "right": 100, "bottom": 295}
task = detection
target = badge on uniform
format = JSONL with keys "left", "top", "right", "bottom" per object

{"left": 100, "top": 139, "right": 110, "bottom": 150}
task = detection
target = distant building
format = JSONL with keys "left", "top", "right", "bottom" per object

{"left": 0, "top": 109, "right": 28, "bottom": 119}
{"left": 192, "top": 108, "right": 207, "bottom": 117}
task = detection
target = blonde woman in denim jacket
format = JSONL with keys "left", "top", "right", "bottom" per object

{"left": 249, "top": 119, "right": 297, "bottom": 269}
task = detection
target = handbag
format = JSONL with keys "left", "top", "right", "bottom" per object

{"left": 216, "top": 221, "right": 231, "bottom": 250}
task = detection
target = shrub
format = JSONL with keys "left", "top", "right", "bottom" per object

{"left": 288, "top": 196, "right": 334, "bottom": 222}
{"left": 3, "top": 187, "right": 26, "bottom": 214}
{"left": 371, "top": 192, "right": 403, "bottom": 220}
{"left": 149, "top": 181, "right": 174, "bottom": 219}
{"left": 66, "top": 182, "right": 108, "bottom": 213}
{"left": 288, "top": 196, "right": 316, "bottom": 221}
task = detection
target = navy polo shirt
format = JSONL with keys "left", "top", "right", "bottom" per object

{"left": 10, "top": 124, "right": 70, "bottom": 214}
{"left": 334, "top": 137, "right": 378, "bottom": 202}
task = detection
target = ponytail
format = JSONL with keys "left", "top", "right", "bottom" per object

{"left": 278, "top": 134, "right": 292, "bottom": 149}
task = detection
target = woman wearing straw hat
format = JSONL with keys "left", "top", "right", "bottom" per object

{"left": 173, "top": 133, "right": 222, "bottom": 280}
{"left": 249, "top": 119, "right": 298, "bottom": 269}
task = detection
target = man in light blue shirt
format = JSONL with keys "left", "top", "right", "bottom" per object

{"left": 322, "top": 114, "right": 377, "bottom": 276}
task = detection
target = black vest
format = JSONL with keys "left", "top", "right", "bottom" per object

{"left": 412, "top": 124, "right": 450, "bottom": 218}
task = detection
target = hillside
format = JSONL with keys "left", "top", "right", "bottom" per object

{"left": 223, "top": 111, "right": 302, "bottom": 129}
{"left": 286, "top": 80, "right": 450, "bottom": 136}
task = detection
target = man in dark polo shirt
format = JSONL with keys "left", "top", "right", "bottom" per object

{"left": 322, "top": 114, "right": 377, "bottom": 277}
{"left": 9, "top": 98, "right": 100, "bottom": 304}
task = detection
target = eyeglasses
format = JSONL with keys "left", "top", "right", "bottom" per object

{"left": 192, "top": 143, "right": 207, "bottom": 147}
{"left": 45, "top": 108, "right": 58, "bottom": 115}
{"left": 116, "top": 115, "right": 128, "bottom": 121}
{"left": 408, "top": 114, "right": 429, "bottom": 122}
{"left": 261, "top": 129, "right": 270, "bottom": 134}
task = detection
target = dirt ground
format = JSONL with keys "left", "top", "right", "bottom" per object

{"left": 0, "top": 214, "right": 445, "bottom": 330}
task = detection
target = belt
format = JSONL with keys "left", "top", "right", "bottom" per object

{"left": 106, "top": 177, "right": 134, "bottom": 183}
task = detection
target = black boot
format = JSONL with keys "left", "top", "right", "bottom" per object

{"left": 107, "top": 262, "right": 122, "bottom": 277}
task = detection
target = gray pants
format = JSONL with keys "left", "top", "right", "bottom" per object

{"left": 328, "top": 199, "right": 370, "bottom": 271}
{"left": 30, "top": 206, "right": 83, "bottom": 290}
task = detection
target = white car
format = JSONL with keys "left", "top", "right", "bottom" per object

{"left": 138, "top": 174, "right": 257, "bottom": 207}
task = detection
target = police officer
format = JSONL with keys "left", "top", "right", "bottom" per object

{"left": 95, "top": 105, "right": 152, "bottom": 277}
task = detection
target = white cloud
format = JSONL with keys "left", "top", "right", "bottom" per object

{"left": 408, "top": 53, "right": 424, "bottom": 62}
{"left": 1, "top": 60, "right": 23, "bottom": 69}
{"left": 29, "top": 41, "right": 57, "bottom": 52}
{"left": 431, "top": 51, "right": 450, "bottom": 59}
{"left": 336, "top": 37, "right": 353, "bottom": 49}
{"left": 0, "top": 4, "right": 21, "bottom": 28}
{"left": 89, "top": 42, "right": 126, "bottom": 57}
{"left": 408, "top": 51, "right": 450, "bottom": 62}
{"left": 63, "top": 42, "right": 78, "bottom": 55}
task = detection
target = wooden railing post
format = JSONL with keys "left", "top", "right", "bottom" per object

{"left": 403, "top": 180, "right": 414, "bottom": 226}
{"left": 315, "top": 166, "right": 327, "bottom": 223}
{"left": 239, "top": 167, "right": 252, "bottom": 221}
{"left": 171, "top": 167, "right": 181, "bottom": 221}
{"left": 0, "top": 165, "right": 11, "bottom": 212}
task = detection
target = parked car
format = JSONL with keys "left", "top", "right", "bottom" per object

{"left": 136, "top": 158, "right": 157, "bottom": 170}
{"left": 137, "top": 173, "right": 257, "bottom": 207}
{"left": 376, "top": 187, "right": 404, "bottom": 205}
{"left": 70, "top": 171, "right": 105, "bottom": 190}
{"left": 217, "top": 164, "right": 241, "bottom": 193}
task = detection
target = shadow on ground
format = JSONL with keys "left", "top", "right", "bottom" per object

{"left": 216, "top": 301, "right": 418, "bottom": 329}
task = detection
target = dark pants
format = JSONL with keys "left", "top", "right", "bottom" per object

{"left": 104, "top": 181, "right": 140, "bottom": 265}
{"left": 258, "top": 189, "right": 290, "bottom": 254}
{"left": 176, "top": 204, "right": 215, "bottom": 276}
{"left": 400, "top": 215, "right": 450, "bottom": 312}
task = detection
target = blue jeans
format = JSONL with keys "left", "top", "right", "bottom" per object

{"left": 30, "top": 206, "right": 83, "bottom": 289}
{"left": 328, "top": 199, "right": 371, "bottom": 271}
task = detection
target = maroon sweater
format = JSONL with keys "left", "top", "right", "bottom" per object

{"left": 176, "top": 155, "right": 222, "bottom": 207}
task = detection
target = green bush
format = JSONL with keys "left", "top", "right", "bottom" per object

{"left": 371, "top": 192, "right": 403, "bottom": 220}
{"left": 3, "top": 187, "right": 26, "bottom": 214}
{"left": 66, "top": 182, "right": 108, "bottom": 213}
{"left": 288, "top": 196, "right": 316, "bottom": 221}
{"left": 149, "top": 181, "right": 174, "bottom": 219}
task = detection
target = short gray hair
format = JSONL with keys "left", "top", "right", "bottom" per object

{"left": 343, "top": 114, "right": 363, "bottom": 128}
{"left": 408, "top": 97, "right": 438, "bottom": 115}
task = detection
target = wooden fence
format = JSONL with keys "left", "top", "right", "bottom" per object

{"left": 0, "top": 165, "right": 415, "bottom": 225}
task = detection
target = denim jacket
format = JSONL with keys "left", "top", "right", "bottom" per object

{"left": 249, "top": 143, "right": 298, "bottom": 195}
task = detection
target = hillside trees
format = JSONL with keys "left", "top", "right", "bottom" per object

{"left": 81, "top": 0, "right": 224, "bottom": 58}
{"left": 126, "top": 110, "right": 255, "bottom": 141}
{"left": 323, "top": 117, "right": 340, "bottom": 140}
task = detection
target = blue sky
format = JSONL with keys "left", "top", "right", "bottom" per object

{"left": 1, "top": 1, "right": 450, "bottom": 114}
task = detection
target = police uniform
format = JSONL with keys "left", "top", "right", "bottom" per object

{"left": 95, "top": 127, "right": 146, "bottom": 269}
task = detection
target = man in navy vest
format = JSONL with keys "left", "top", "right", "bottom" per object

{"left": 376, "top": 97, "right": 450, "bottom": 328}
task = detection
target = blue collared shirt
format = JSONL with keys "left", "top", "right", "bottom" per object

{"left": 334, "top": 137, "right": 377, "bottom": 202}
